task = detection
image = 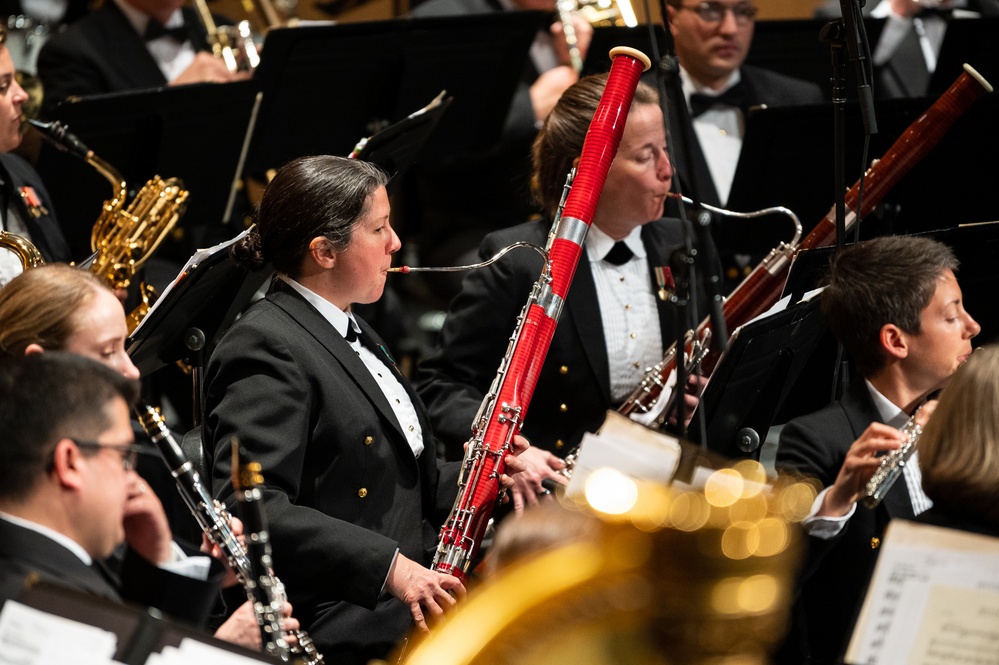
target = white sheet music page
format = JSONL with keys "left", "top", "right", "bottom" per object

{"left": 845, "top": 519, "right": 999, "bottom": 665}
{"left": 145, "top": 638, "right": 267, "bottom": 665}
{"left": 0, "top": 601, "right": 117, "bottom": 664}
{"left": 566, "top": 410, "right": 682, "bottom": 499}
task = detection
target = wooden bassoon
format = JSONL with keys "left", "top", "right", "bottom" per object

{"left": 619, "top": 63, "right": 993, "bottom": 424}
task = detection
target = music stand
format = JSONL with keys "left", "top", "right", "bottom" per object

{"left": 126, "top": 230, "right": 269, "bottom": 381}
{"left": 929, "top": 17, "right": 999, "bottom": 97}
{"left": 35, "top": 80, "right": 260, "bottom": 261}
{"left": 246, "top": 12, "right": 545, "bottom": 178}
{"left": 687, "top": 296, "right": 828, "bottom": 461}
{"left": 722, "top": 91, "right": 999, "bottom": 260}
{"left": 581, "top": 24, "right": 668, "bottom": 77}
{"left": 353, "top": 91, "right": 454, "bottom": 195}
{"left": 10, "top": 580, "right": 275, "bottom": 664}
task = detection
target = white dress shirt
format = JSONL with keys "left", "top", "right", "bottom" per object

{"left": 113, "top": 0, "right": 197, "bottom": 83}
{"left": 586, "top": 225, "right": 663, "bottom": 403}
{"left": 801, "top": 379, "right": 932, "bottom": 539}
{"left": 279, "top": 275, "right": 425, "bottom": 458}
{"left": 679, "top": 68, "right": 744, "bottom": 206}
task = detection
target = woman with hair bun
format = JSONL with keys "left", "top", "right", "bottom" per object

{"left": 204, "top": 154, "right": 527, "bottom": 665}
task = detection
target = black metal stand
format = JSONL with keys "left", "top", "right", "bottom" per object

{"left": 649, "top": 0, "right": 728, "bottom": 443}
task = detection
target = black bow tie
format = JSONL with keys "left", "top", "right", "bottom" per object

{"left": 344, "top": 324, "right": 360, "bottom": 343}
{"left": 603, "top": 241, "right": 634, "bottom": 266}
{"left": 143, "top": 20, "right": 189, "bottom": 43}
{"left": 689, "top": 81, "right": 748, "bottom": 118}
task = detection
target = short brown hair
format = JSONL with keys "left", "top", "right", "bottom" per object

{"left": 0, "top": 352, "right": 139, "bottom": 500}
{"left": 0, "top": 264, "right": 107, "bottom": 359}
{"left": 531, "top": 73, "right": 660, "bottom": 219}
{"left": 918, "top": 345, "right": 999, "bottom": 527}
{"left": 820, "top": 236, "right": 959, "bottom": 377}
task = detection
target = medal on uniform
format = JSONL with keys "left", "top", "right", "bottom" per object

{"left": 654, "top": 266, "right": 675, "bottom": 301}
{"left": 19, "top": 186, "right": 48, "bottom": 218}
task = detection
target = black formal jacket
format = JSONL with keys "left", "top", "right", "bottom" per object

{"left": 0, "top": 152, "right": 71, "bottom": 263}
{"left": 36, "top": 1, "right": 212, "bottom": 116}
{"left": 0, "top": 518, "right": 225, "bottom": 626}
{"left": 775, "top": 379, "right": 917, "bottom": 665}
{"left": 204, "top": 280, "right": 460, "bottom": 661}
{"left": 814, "top": 0, "right": 999, "bottom": 98}
{"left": 416, "top": 217, "right": 703, "bottom": 461}
{"left": 665, "top": 64, "right": 826, "bottom": 208}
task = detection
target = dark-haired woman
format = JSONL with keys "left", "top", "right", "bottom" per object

{"left": 203, "top": 155, "right": 526, "bottom": 665}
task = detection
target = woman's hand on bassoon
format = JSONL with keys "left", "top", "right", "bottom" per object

{"left": 386, "top": 553, "right": 466, "bottom": 632}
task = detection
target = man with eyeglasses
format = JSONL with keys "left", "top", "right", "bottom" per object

{"left": 0, "top": 352, "right": 280, "bottom": 647}
{"left": 664, "top": 0, "right": 823, "bottom": 286}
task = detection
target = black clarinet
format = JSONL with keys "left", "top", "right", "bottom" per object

{"left": 136, "top": 404, "right": 324, "bottom": 664}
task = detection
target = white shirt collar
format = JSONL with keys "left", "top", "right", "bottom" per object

{"left": 864, "top": 379, "right": 911, "bottom": 429}
{"left": 278, "top": 274, "right": 360, "bottom": 341}
{"left": 585, "top": 224, "right": 646, "bottom": 264}
{"left": 679, "top": 66, "right": 743, "bottom": 104}
{"left": 0, "top": 511, "right": 93, "bottom": 565}
{"left": 113, "top": 0, "right": 185, "bottom": 35}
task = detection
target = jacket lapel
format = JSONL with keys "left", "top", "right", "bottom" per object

{"left": 841, "top": 380, "right": 916, "bottom": 520}
{"left": 564, "top": 249, "right": 612, "bottom": 405}
{"left": 267, "top": 286, "right": 412, "bottom": 454}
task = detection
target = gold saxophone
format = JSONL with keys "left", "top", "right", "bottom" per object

{"left": 0, "top": 230, "right": 44, "bottom": 270}
{"left": 28, "top": 119, "right": 188, "bottom": 330}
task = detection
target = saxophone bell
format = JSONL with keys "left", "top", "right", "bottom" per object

{"left": 0, "top": 230, "right": 44, "bottom": 271}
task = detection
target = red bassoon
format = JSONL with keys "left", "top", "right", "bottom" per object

{"left": 619, "top": 63, "right": 994, "bottom": 423}
{"left": 431, "top": 47, "right": 652, "bottom": 581}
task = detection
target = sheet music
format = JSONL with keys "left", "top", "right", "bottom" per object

{"left": 846, "top": 520, "right": 999, "bottom": 665}
{"left": 566, "top": 410, "right": 681, "bottom": 499}
{"left": 145, "top": 638, "right": 266, "bottom": 665}
{"left": 0, "top": 601, "right": 117, "bottom": 664}
{"left": 130, "top": 228, "right": 250, "bottom": 338}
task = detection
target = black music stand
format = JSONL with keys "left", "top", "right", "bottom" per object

{"left": 581, "top": 24, "right": 668, "bottom": 77}
{"left": 721, "top": 91, "right": 999, "bottom": 260}
{"left": 35, "top": 80, "right": 260, "bottom": 262}
{"left": 769, "top": 222, "right": 999, "bottom": 427}
{"left": 126, "top": 230, "right": 269, "bottom": 381}
{"left": 928, "top": 17, "right": 999, "bottom": 96}
{"left": 744, "top": 18, "right": 887, "bottom": 102}
{"left": 9, "top": 580, "right": 275, "bottom": 664}
{"left": 246, "top": 12, "right": 545, "bottom": 178}
{"left": 353, "top": 91, "right": 454, "bottom": 195}
{"left": 687, "top": 296, "right": 829, "bottom": 461}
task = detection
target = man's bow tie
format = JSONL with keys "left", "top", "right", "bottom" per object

{"left": 689, "top": 81, "right": 748, "bottom": 118}
{"left": 143, "top": 20, "right": 190, "bottom": 43}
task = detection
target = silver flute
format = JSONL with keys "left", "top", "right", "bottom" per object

{"left": 863, "top": 414, "right": 922, "bottom": 509}
{"left": 136, "top": 404, "right": 324, "bottom": 664}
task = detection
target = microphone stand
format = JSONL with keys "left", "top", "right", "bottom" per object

{"left": 649, "top": 0, "right": 727, "bottom": 446}
{"left": 823, "top": 0, "right": 877, "bottom": 402}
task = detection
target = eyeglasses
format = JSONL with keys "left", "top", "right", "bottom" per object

{"left": 678, "top": 2, "right": 758, "bottom": 25}
{"left": 71, "top": 440, "right": 149, "bottom": 472}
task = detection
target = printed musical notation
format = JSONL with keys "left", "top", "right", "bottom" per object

{"left": 846, "top": 520, "right": 999, "bottom": 665}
